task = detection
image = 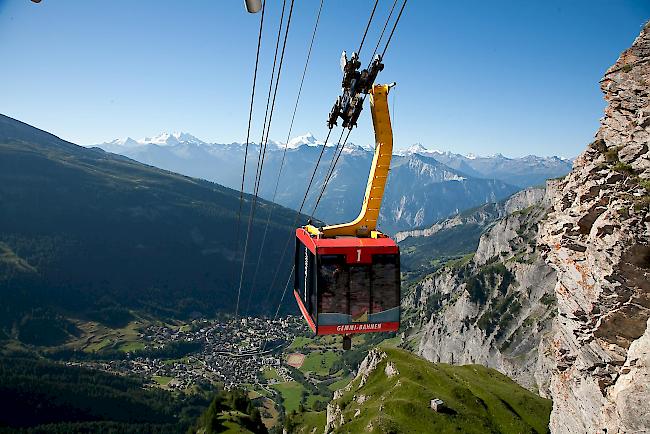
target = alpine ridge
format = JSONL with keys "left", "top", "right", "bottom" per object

{"left": 94, "top": 135, "right": 570, "bottom": 232}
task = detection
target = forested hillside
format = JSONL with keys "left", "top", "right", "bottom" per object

{"left": 0, "top": 114, "right": 303, "bottom": 344}
{"left": 0, "top": 355, "right": 210, "bottom": 432}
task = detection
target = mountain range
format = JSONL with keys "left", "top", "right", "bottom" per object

{"left": 399, "top": 143, "right": 573, "bottom": 188}
{"left": 93, "top": 133, "right": 572, "bottom": 233}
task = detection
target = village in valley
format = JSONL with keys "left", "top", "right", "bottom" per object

{"left": 65, "top": 314, "right": 356, "bottom": 425}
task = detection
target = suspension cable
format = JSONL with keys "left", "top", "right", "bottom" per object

{"left": 381, "top": 0, "right": 408, "bottom": 58}
{"left": 236, "top": 0, "right": 296, "bottom": 318}
{"left": 233, "top": 0, "right": 266, "bottom": 317}
{"left": 245, "top": 0, "right": 325, "bottom": 314}
{"left": 298, "top": 128, "right": 341, "bottom": 219}
{"left": 255, "top": 0, "right": 296, "bottom": 202}
{"left": 262, "top": 127, "right": 338, "bottom": 309}
{"left": 370, "top": 0, "right": 399, "bottom": 60}
{"left": 251, "top": 0, "right": 287, "bottom": 201}
{"left": 311, "top": 127, "right": 353, "bottom": 218}
{"left": 260, "top": 264, "right": 294, "bottom": 352}
{"left": 357, "top": 0, "right": 379, "bottom": 56}
{"left": 309, "top": 130, "right": 348, "bottom": 217}
{"left": 312, "top": 0, "right": 408, "bottom": 217}
{"left": 236, "top": 0, "right": 284, "bottom": 319}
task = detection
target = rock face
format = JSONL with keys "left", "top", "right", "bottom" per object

{"left": 405, "top": 187, "right": 557, "bottom": 396}
{"left": 539, "top": 23, "right": 650, "bottom": 433}
{"left": 325, "top": 348, "right": 387, "bottom": 433}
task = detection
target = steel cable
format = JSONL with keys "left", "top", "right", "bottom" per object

{"left": 310, "top": 127, "right": 352, "bottom": 218}
{"left": 370, "top": 0, "right": 399, "bottom": 60}
{"left": 357, "top": 0, "right": 379, "bottom": 56}
{"left": 312, "top": 0, "right": 408, "bottom": 217}
{"left": 246, "top": 0, "right": 325, "bottom": 314}
{"left": 236, "top": 0, "right": 285, "bottom": 319}
{"left": 233, "top": 0, "right": 266, "bottom": 317}
{"left": 262, "top": 127, "right": 338, "bottom": 309}
{"left": 381, "top": 0, "right": 408, "bottom": 58}
{"left": 236, "top": 0, "right": 296, "bottom": 318}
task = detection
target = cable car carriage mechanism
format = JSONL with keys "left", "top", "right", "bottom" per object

{"left": 294, "top": 53, "right": 400, "bottom": 350}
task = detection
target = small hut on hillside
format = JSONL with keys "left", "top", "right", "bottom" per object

{"left": 430, "top": 398, "right": 445, "bottom": 412}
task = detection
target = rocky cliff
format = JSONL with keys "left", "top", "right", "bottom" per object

{"left": 403, "top": 187, "right": 557, "bottom": 396}
{"left": 538, "top": 23, "right": 650, "bottom": 433}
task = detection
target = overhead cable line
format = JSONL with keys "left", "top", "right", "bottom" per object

{"left": 243, "top": 0, "right": 296, "bottom": 314}
{"left": 381, "top": 0, "right": 408, "bottom": 58}
{"left": 246, "top": 0, "right": 326, "bottom": 314}
{"left": 262, "top": 127, "right": 339, "bottom": 309}
{"left": 297, "top": 128, "right": 342, "bottom": 220}
{"left": 311, "top": 128, "right": 352, "bottom": 218}
{"left": 357, "top": 0, "right": 379, "bottom": 56}
{"left": 236, "top": 0, "right": 296, "bottom": 318}
{"left": 251, "top": 0, "right": 288, "bottom": 202}
{"left": 260, "top": 264, "right": 295, "bottom": 352}
{"left": 370, "top": 0, "right": 399, "bottom": 60}
{"left": 312, "top": 0, "right": 409, "bottom": 218}
{"left": 236, "top": 0, "right": 284, "bottom": 319}
{"left": 234, "top": 0, "right": 266, "bottom": 318}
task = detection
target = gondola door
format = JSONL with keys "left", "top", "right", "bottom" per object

{"left": 294, "top": 237, "right": 317, "bottom": 332}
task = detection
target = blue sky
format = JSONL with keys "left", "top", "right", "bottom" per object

{"left": 0, "top": 0, "right": 648, "bottom": 157}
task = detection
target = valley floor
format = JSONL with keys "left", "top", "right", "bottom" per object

{"left": 2, "top": 312, "right": 551, "bottom": 433}
{"left": 3, "top": 314, "right": 377, "bottom": 431}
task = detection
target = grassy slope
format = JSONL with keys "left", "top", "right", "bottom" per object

{"left": 306, "top": 347, "right": 552, "bottom": 434}
{"left": 290, "top": 411, "right": 327, "bottom": 434}
{"left": 272, "top": 381, "right": 305, "bottom": 413}
{"left": 299, "top": 350, "right": 338, "bottom": 376}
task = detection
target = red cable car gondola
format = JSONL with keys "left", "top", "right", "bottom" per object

{"left": 294, "top": 228, "right": 400, "bottom": 336}
{"left": 294, "top": 58, "right": 400, "bottom": 348}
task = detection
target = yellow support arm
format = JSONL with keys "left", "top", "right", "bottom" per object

{"left": 317, "top": 84, "right": 393, "bottom": 238}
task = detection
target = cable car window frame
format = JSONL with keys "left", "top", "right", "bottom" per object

{"left": 370, "top": 254, "right": 400, "bottom": 315}
{"left": 315, "top": 252, "right": 400, "bottom": 324}
{"left": 317, "top": 254, "right": 349, "bottom": 316}
{"left": 294, "top": 240, "right": 318, "bottom": 321}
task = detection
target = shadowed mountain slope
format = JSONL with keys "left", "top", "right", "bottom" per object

{"left": 0, "top": 114, "right": 301, "bottom": 339}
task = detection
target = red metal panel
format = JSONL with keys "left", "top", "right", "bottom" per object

{"left": 317, "top": 322, "right": 399, "bottom": 335}
{"left": 294, "top": 289, "right": 400, "bottom": 336}
{"left": 296, "top": 228, "right": 318, "bottom": 255}
{"left": 293, "top": 290, "right": 316, "bottom": 333}
{"left": 295, "top": 228, "right": 398, "bottom": 265}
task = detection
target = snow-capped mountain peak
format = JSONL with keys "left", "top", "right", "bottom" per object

{"left": 106, "top": 137, "right": 140, "bottom": 147}
{"left": 100, "top": 132, "right": 206, "bottom": 147}
{"left": 139, "top": 132, "right": 205, "bottom": 146}
{"left": 406, "top": 143, "right": 428, "bottom": 154}
{"left": 287, "top": 132, "right": 321, "bottom": 149}
{"left": 397, "top": 143, "right": 444, "bottom": 156}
